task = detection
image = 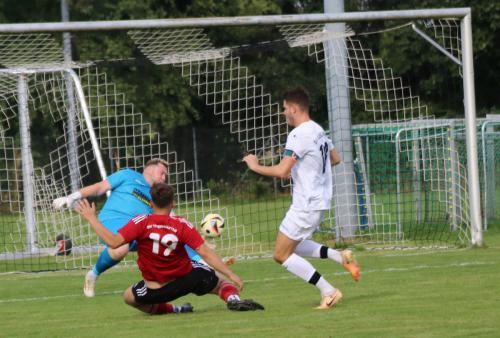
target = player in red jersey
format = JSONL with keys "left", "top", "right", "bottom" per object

{"left": 75, "top": 182, "right": 264, "bottom": 314}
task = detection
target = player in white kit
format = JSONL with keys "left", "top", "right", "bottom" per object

{"left": 242, "top": 87, "right": 360, "bottom": 309}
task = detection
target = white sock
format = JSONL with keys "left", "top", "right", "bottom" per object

{"left": 87, "top": 269, "right": 98, "bottom": 280}
{"left": 295, "top": 240, "right": 342, "bottom": 264}
{"left": 326, "top": 248, "right": 343, "bottom": 264}
{"left": 282, "top": 253, "right": 315, "bottom": 281}
{"left": 227, "top": 294, "right": 240, "bottom": 302}
{"left": 316, "top": 277, "right": 336, "bottom": 296}
{"left": 282, "top": 253, "right": 335, "bottom": 296}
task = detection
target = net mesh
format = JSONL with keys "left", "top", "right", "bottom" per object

{"left": 422, "top": 19, "right": 461, "bottom": 62}
{"left": 0, "top": 33, "right": 64, "bottom": 69}
{"left": 0, "top": 18, "right": 486, "bottom": 272}
{"left": 0, "top": 63, "right": 260, "bottom": 271}
{"left": 279, "top": 23, "right": 471, "bottom": 246}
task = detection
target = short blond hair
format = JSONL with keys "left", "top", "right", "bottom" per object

{"left": 145, "top": 158, "right": 169, "bottom": 169}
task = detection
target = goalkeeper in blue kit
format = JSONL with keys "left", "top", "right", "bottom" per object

{"left": 53, "top": 158, "right": 201, "bottom": 297}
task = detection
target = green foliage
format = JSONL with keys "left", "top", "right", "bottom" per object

{"left": 205, "top": 176, "right": 273, "bottom": 201}
{"left": 364, "top": 0, "right": 500, "bottom": 116}
{"left": 1, "top": 0, "right": 498, "bottom": 126}
{"left": 205, "top": 178, "right": 230, "bottom": 197}
{"left": 249, "top": 177, "right": 273, "bottom": 199}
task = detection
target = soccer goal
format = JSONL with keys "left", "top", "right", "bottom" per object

{"left": 0, "top": 7, "right": 484, "bottom": 272}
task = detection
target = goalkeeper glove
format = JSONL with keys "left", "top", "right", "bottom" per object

{"left": 52, "top": 191, "right": 82, "bottom": 210}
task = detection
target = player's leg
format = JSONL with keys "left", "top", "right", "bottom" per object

{"left": 198, "top": 263, "right": 264, "bottom": 311}
{"left": 185, "top": 245, "right": 240, "bottom": 308}
{"left": 84, "top": 219, "right": 132, "bottom": 297}
{"left": 277, "top": 209, "right": 342, "bottom": 309}
{"left": 214, "top": 279, "right": 264, "bottom": 311}
{"left": 124, "top": 263, "right": 219, "bottom": 314}
{"left": 124, "top": 282, "right": 193, "bottom": 315}
{"left": 84, "top": 243, "right": 130, "bottom": 297}
{"left": 295, "top": 240, "right": 360, "bottom": 281}
{"left": 184, "top": 244, "right": 203, "bottom": 262}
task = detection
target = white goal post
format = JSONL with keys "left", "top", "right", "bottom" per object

{"left": 0, "top": 7, "right": 484, "bottom": 272}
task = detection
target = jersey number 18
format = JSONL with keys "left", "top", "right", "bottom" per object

{"left": 319, "top": 142, "right": 328, "bottom": 174}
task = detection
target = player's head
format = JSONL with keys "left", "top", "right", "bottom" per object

{"left": 282, "top": 87, "right": 310, "bottom": 126}
{"left": 144, "top": 158, "right": 169, "bottom": 184}
{"left": 150, "top": 182, "right": 174, "bottom": 209}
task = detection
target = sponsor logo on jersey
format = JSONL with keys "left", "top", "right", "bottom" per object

{"left": 146, "top": 224, "right": 178, "bottom": 233}
{"left": 132, "top": 188, "right": 151, "bottom": 207}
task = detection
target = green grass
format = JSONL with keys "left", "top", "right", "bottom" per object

{"left": 1, "top": 223, "right": 500, "bottom": 337}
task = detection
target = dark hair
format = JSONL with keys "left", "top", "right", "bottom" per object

{"left": 145, "top": 158, "right": 169, "bottom": 170}
{"left": 283, "top": 87, "right": 310, "bottom": 112}
{"left": 150, "top": 183, "right": 174, "bottom": 208}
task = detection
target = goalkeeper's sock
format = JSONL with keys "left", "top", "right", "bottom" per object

{"left": 218, "top": 281, "right": 240, "bottom": 302}
{"left": 282, "top": 253, "right": 335, "bottom": 296}
{"left": 92, "top": 248, "right": 120, "bottom": 276}
{"left": 295, "top": 240, "right": 342, "bottom": 264}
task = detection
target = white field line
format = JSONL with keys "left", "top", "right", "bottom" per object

{"left": 247, "top": 260, "right": 497, "bottom": 283}
{"left": 0, "top": 260, "right": 496, "bottom": 304}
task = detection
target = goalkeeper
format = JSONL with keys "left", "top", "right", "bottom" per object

{"left": 52, "top": 158, "right": 202, "bottom": 297}
{"left": 75, "top": 182, "right": 264, "bottom": 313}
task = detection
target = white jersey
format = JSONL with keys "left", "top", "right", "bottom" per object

{"left": 284, "top": 120, "right": 333, "bottom": 211}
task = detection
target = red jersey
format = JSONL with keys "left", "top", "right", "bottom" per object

{"left": 118, "top": 214, "right": 204, "bottom": 283}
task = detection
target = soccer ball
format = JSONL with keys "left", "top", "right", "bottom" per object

{"left": 200, "top": 213, "right": 225, "bottom": 237}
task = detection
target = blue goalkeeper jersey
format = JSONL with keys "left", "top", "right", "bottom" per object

{"left": 97, "top": 168, "right": 201, "bottom": 261}
{"left": 98, "top": 169, "right": 152, "bottom": 232}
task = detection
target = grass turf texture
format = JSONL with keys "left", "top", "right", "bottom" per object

{"left": 1, "top": 222, "right": 499, "bottom": 337}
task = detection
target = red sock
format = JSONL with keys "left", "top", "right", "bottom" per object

{"left": 149, "top": 303, "right": 174, "bottom": 314}
{"left": 218, "top": 281, "right": 239, "bottom": 302}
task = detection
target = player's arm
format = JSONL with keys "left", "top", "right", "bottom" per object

{"left": 80, "top": 180, "right": 112, "bottom": 198}
{"left": 74, "top": 199, "right": 126, "bottom": 249}
{"left": 330, "top": 148, "right": 341, "bottom": 166}
{"left": 52, "top": 180, "right": 111, "bottom": 210}
{"left": 242, "top": 154, "right": 296, "bottom": 179}
{"left": 196, "top": 244, "right": 244, "bottom": 290}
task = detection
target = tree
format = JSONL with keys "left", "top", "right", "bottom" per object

{"left": 0, "top": 0, "right": 498, "bottom": 173}
{"left": 362, "top": 0, "right": 500, "bottom": 116}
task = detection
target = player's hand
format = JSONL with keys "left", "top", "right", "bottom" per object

{"left": 241, "top": 154, "right": 258, "bottom": 170}
{"left": 52, "top": 196, "right": 69, "bottom": 209}
{"left": 74, "top": 199, "right": 97, "bottom": 222}
{"left": 52, "top": 191, "right": 81, "bottom": 210}
{"left": 224, "top": 257, "right": 236, "bottom": 266}
{"left": 227, "top": 272, "right": 244, "bottom": 291}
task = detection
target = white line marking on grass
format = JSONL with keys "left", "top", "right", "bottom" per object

{"left": 0, "top": 290, "right": 123, "bottom": 303}
{"left": 0, "top": 260, "right": 495, "bottom": 304}
{"left": 245, "top": 260, "right": 497, "bottom": 282}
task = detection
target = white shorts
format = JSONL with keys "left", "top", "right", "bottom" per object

{"left": 279, "top": 208, "right": 326, "bottom": 241}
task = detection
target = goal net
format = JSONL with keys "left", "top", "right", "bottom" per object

{"left": 0, "top": 12, "right": 488, "bottom": 272}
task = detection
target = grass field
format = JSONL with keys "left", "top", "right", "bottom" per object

{"left": 1, "top": 222, "right": 499, "bottom": 337}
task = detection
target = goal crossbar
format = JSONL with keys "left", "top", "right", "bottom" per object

{"left": 0, "top": 8, "right": 471, "bottom": 33}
